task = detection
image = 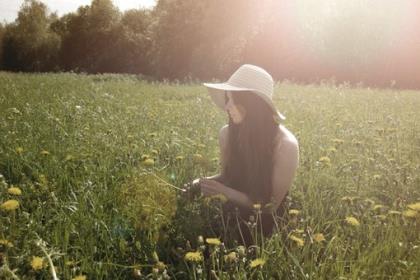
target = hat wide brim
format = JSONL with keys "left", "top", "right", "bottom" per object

{"left": 202, "top": 82, "right": 286, "bottom": 121}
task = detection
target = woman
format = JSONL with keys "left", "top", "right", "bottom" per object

{"left": 188, "top": 64, "right": 299, "bottom": 246}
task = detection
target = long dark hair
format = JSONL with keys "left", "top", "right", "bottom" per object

{"left": 222, "top": 90, "right": 281, "bottom": 205}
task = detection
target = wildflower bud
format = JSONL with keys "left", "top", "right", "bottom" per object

{"left": 151, "top": 251, "right": 160, "bottom": 263}
{"left": 186, "top": 240, "right": 192, "bottom": 251}
{"left": 237, "top": 246, "right": 246, "bottom": 258}
{"left": 132, "top": 268, "right": 142, "bottom": 279}
{"left": 197, "top": 235, "right": 204, "bottom": 245}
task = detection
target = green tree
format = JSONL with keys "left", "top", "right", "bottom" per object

{"left": 2, "top": 0, "right": 60, "bottom": 71}
{"left": 0, "top": 23, "right": 4, "bottom": 69}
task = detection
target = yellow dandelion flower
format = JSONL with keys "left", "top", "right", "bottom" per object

{"left": 402, "top": 210, "right": 418, "bottom": 218}
{"left": 289, "top": 209, "right": 300, "bottom": 215}
{"left": 313, "top": 233, "right": 326, "bottom": 243}
{"left": 155, "top": 261, "right": 166, "bottom": 271}
{"left": 1, "top": 199, "right": 20, "bottom": 211}
{"left": 175, "top": 155, "right": 184, "bottom": 161}
{"left": 31, "top": 256, "right": 44, "bottom": 271}
{"left": 332, "top": 138, "right": 344, "bottom": 145}
{"left": 289, "top": 235, "right": 305, "bottom": 247}
{"left": 15, "top": 147, "right": 24, "bottom": 154}
{"left": 250, "top": 258, "right": 266, "bottom": 268}
{"left": 224, "top": 252, "right": 238, "bottom": 263}
{"left": 184, "top": 251, "right": 203, "bottom": 262}
{"left": 0, "top": 239, "right": 13, "bottom": 247}
{"left": 373, "top": 204, "right": 385, "bottom": 211}
{"left": 375, "top": 214, "right": 387, "bottom": 220}
{"left": 205, "top": 238, "right": 221, "bottom": 246}
{"left": 193, "top": 153, "right": 203, "bottom": 162}
{"left": 293, "top": 228, "right": 304, "bottom": 234}
{"left": 341, "top": 196, "right": 355, "bottom": 202}
{"left": 327, "top": 147, "right": 337, "bottom": 153}
{"left": 253, "top": 204, "right": 261, "bottom": 210}
{"left": 318, "top": 156, "right": 331, "bottom": 167}
{"left": 345, "top": 216, "right": 360, "bottom": 226}
{"left": 40, "top": 150, "right": 50, "bottom": 156}
{"left": 38, "top": 174, "right": 48, "bottom": 186}
{"left": 65, "top": 154, "right": 74, "bottom": 161}
{"left": 388, "top": 210, "right": 401, "bottom": 215}
{"left": 407, "top": 202, "right": 420, "bottom": 211}
{"left": 237, "top": 246, "right": 246, "bottom": 257}
{"left": 364, "top": 198, "right": 375, "bottom": 204}
{"left": 8, "top": 187, "right": 22, "bottom": 196}
{"left": 72, "top": 275, "right": 87, "bottom": 280}
{"left": 142, "top": 158, "right": 154, "bottom": 167}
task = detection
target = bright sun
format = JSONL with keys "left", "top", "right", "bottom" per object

{"left": 293, "top": 0, "right": 413, "bottom": 68}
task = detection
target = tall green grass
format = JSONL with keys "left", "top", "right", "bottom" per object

{"left": 0, "top": 72, "right": 419, "bottom": 279}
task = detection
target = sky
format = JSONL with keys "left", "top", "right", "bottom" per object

{"left": 0, "top": 0, "right": 156, "bottom": 23}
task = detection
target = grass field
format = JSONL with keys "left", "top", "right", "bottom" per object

{"left": 0, "top": 72, "right": 419, "bottom": 279}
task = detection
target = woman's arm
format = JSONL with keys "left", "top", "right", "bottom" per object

{"left": 199, "top": 178, "right": 254, "bottom": 209}
{"left": 271, "top": 137, "right": 299, "bottom": 210}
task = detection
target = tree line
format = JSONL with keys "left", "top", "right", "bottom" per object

{"left": 1, "top": 0, "right": 419, "bottom": 88}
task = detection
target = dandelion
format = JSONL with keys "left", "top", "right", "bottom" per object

{"left": 313, "top": 233, "right": 326, "bottom": 243}
{"left": 224, "top": 252, "right": 238, "bottom": 263}
{"left": 0, "top": 239, "right": 13, "bottom": 247}
{"left": 193, "top": 153, "right": 203, "bottom": 163}
{"left": 375, "top": 214, "right": 387, "bottom": 220}
{"left": 8, "top": 187, "right": 22, "bottom": 196}
{"left": 327, "top": 147, "right": 337, "bottom": 153}
{"left": 65, "top": 154, "right": 74, "bottom": 161}
{"left": 175, "top": 155, "right": 184, "bottom": 161}
{"left": 38, "top": 174, "right": 48, "bottom": 186}
{"left": 373, "top": 204, "right": 385, "bottom": 211}
{"left": 155, "top": 261, "right": 166, "bottom": 271}
{"left": 236, "top": 246, "right": 246, "bottom": 257}
{"left": 332, "top": 138, "right": 344, "bottom": 145}
{"left": 402, "top": 210, "right": 418, "bottom": 218}
{"left": 1, "top": 199, "right": 19, "bottom": 211}
{"left": 373, "top": 174, "right": 381, "bottom": 180}
{"left": 364, "top": 198, "right": 375, "bottom": 204}
{"left": 15, "top": 147, "right": 24, "bottom": 154}
{"left": 345, "top": 216, "right": 360, "bottom": 226}
{"left": 205, "top": 238, "right": 221, "bottom": 246}
{"left": 184, "top": 251, "right": 203, "bottom": 262}
{"left": 40, "top": 150, "right": 50, "bottom": 156}
{"left": 289, "top": 235, "right": 305, "bottom": 247}
{"left": 253, "top": 204, "right": 261, "bottom": 210}
{"left": 142, "top": 158, "right": 154, "bottom": 167}
{"left": 289, "top": 209, "right": 300, "bottom": 215}
{"left": 31, "top": 256, "right": 44, "bottom": 270}
{"left": 72, "top": 275, "right": 87, "bottom": 280}
{"left": 388, "top": 210, "right": 401, "bottom": 215}
{"left": 341, "top": 196, "right": 355, "bottom": 203}
{"left": 318, "top": 156, "right": 331, "bottom": 167}
{"left": 250, "top": 258, "right": 266, "bottom": 268}
{"left": 407, "top": 202, "right": 420, "bottom": 211}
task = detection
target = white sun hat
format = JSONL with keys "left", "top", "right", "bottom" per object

{"left": 203, "top": 64, "right": 286, "bottom": 121}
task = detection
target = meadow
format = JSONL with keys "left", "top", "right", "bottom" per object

{"left": 0, "top": 72, "right": 419, "bottom": 279}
